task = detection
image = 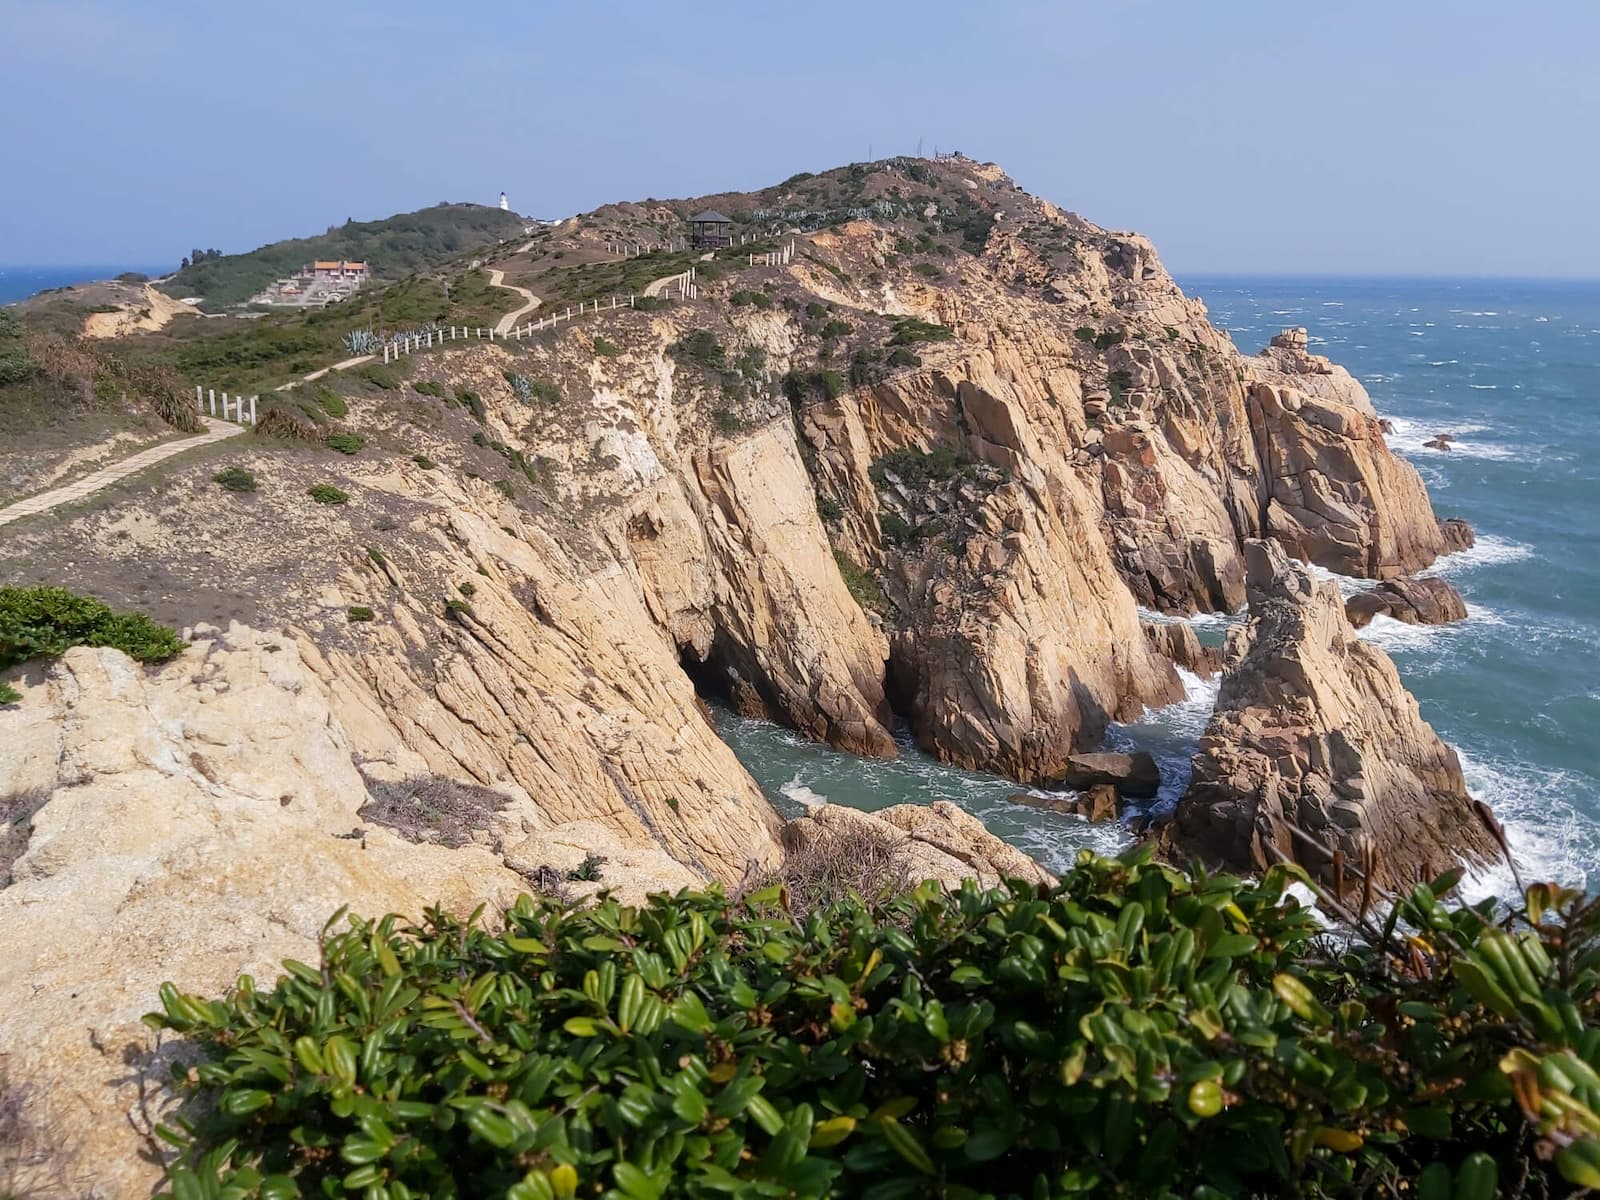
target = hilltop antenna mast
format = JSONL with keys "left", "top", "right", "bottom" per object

{"left": 917, "top": 138, "right": 923, "bottom": 158}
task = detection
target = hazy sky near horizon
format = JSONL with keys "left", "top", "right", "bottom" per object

{"left": 4, "top": 0, "right": 1597, "bottom": 277}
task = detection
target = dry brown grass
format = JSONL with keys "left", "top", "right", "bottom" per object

{"left": 358, "top": 775, "right": 507, "bottom": 850}
{"left": 749, "top": 818, "right": 911, "bottom": 920}
{"left": 0, "top": 1074, "right": 76, "bottom": 1199}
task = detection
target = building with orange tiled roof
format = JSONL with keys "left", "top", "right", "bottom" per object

{"left": 306, "top": 260, "right": 368, "bottom": 281}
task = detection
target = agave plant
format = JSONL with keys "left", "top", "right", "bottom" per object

{"left": 505, "top": 372, "right": 535, "bottom": 404}
{"left": 342, "top": 329, "right": 381, "bottom": 355}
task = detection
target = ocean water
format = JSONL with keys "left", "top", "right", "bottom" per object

{"left": 0, "top": 264, "right": 171, "bottom": 305}
{"left": 715, "top": 277, "right": 1600, "bottom": 894}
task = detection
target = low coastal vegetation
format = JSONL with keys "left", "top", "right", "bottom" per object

{"left": 0, "top": 586, "right": 184, "bottom": 684}
{"left": 148, "top": 850, "right": 1600, "bottom": 1197}
{"left": 164, "top": 204, "right": 527, "bottom": 307}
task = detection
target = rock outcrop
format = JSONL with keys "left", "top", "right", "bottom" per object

{"left": 779, "top": 801, "right": 1056, "bottom": 890}
{"left": 1345, "top": 576, "right": 1469, "bottom": 628}
{"left": 1172, "top": 541, "right": 1502, "bottom": 891}
{"left": 1052, "top": 751, "right": 1161, "bottom": 798}
{"left": 1144, "top": 620, "right": 1224, "bottom": 678}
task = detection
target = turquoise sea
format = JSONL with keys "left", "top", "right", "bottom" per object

{"left": 717, "top": 277, "right": 1600, "bottom": 895}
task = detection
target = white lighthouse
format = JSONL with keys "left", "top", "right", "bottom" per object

{"left": 499, "top": 191, "right": 509, "bottom": 212}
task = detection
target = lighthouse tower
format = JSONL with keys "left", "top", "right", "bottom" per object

{"left": 499, "top": 191, "right": 509, "bottom": 212}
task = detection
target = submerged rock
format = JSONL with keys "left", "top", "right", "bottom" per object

{"left": 1172, "top": 541, "right": 1503, "bottom": 892}
{"left": 1345, "top": 576, "right": 1468, "bottom": 629}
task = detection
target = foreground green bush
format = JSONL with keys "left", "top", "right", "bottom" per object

{"left": 149, "top": 850, "right": 1600, "bottom": 1198}
{"left": 0, "top": 586, "right": 183, "bottom": 673}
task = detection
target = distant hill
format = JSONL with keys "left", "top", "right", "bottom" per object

{"left": 162, "top": 203, "right": 528, "bottom": 307}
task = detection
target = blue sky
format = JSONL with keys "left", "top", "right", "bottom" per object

{"left": 4, "top": 0, "right": 1597, "bottom": 277}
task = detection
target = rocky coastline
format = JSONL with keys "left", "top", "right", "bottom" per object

{"left": 0, "top": 155, "right": 1499, "bottom": 1193}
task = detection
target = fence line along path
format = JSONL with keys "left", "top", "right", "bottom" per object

{"left": 0, "top": 418, "right": 244, "bottom": 529}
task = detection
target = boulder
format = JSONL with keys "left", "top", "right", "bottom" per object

{"left": 1424, "top": 433, "right": 1455, "bottom": 451}
{"left": 1439, "top": 517, "right": 1477, "bottom": 553}
{"left": 1054, "top": 751, "right": 1161, "bottom": 798}
{"left": 1172, "top": 541, "right": 1504, "bottom": 891}
{"left": 1007, "top": 785, "right": 1121, "bottom": 822}
{"left": 1143, "top": 620, "right": 1224, "bottom": 679}
{"left": 1080, "top": 783, "right": 1122, "bottom": 822}
{"left": 1345, "top": 576, "right": 1468, "bottom": 629}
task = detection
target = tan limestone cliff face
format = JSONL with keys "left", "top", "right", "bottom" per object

{"left": 1246, "top": 379, "right": 1448, "bottom": 578}
{"left": 1172, "top": 541, "right": 1502, "bottom": 891}
{"left": 0, "top": 633, "right": 699, "bottom": 1199}
{"left": 686, "top": 422, "right": 895, "bottom": 757}
{"left": 798, "top": 335, "right": 1183, "bottom": 781}
{"left": 81, "top": 284, "right": 194, "bottom": 338}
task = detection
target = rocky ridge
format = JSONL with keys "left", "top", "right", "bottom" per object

{"left": 0, "top": 155, "right": 1499, "bottom": 1195}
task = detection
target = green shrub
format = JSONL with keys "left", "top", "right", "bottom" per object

{"left": 729, "top": 290, "right": 771, "bottom": 309}
{"left": 212, "top": 465, "right": 258, "bottom": 493}
{"left": 834, "top": 549, "right": 891, "bottom": 615}
{"left": 670, "top": 330, "right": 727, "bottom": 372}
{"left": 0, "top": 682, "right": 20, "bottom": 705}
{"left": 0, "top": 586, "right": 183, "bottom": 672}
{"left": 307, "top": 484, "right": 349, "bottom": 505}
{"left": 887, "top": 347, "right": 921, "bottom": 368}
{"left": 145, "top": 853, "right": 1600, "bottom": 1200}
{"left": 358, "top": 364, "right": 399, "bottom": 391}
{"left": 457, "top": 581, "right": 477, "bottom": 597}
{"left": 346, "top": 606, "right": 375, "bottom": 622}
{"left": 1074, "top": 326, "right": 1097, "bottom": 343}
{"left": 869, "top": 446, "right": 964, "bottom": 490}
{"left": 411, "top": 454, "right": 437, "bottom": 470}
{"left": 1094, "top": 328, "right": 1126, "bottom": 350}
{"left": 712, "top": 409, "right": 747, "bottom": 435}
{"left": 912, "top": 261, "right": 943, "bottom": 280}
{"left": 412, "top": 380, "right": 446, "bottom": 399}
{"left": 324, "top": 432, "right": 366, "bottom": 455}
{"left": 444, "top": 597, "right": 473, "bottom": 621}
{"left": 815, "top": 493, "right": 844, "bottom": 523}
{"left": 634, "top": 295, "right": 664, "bottom": 312}
{"left": 878, "top": 509, "right": 915, "bottom": 546}
{"left": 505, "top": 372, "right": 561, "bottom": 406}
{"left": 819, "top": 319, "right": 853, "bottom": 340}
{"left": 494, "top": 479, "right": 516, "bottom": 500}
{"left": 456, "top": 388, "right": 487, "bottom": 421}
{"left": 805, "top": 301, "right": 828, "bottom": 320}
{"left": 565, "top": 852, "right": 606, "bottom": 882}
{"left": 592, "top": 335, "right": 620, "bottom": 356}
{"left": 314, "top": 386, "right": 349, "bottom": 417}
{"left": 887, "top": 317, "right": 953, "bottom": 346}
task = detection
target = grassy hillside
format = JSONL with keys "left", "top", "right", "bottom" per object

{"left": 162, "top": 203, "right": 528, "bottom": 307}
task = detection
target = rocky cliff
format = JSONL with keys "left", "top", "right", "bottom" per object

{"left": 0, "top": 155, "right": 1492, "bottom": 1195}
{"left": 1173, "top": 542, "right": 1502, "bottom": 890}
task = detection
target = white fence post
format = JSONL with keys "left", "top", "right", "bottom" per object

{"left": 249, "top": 394, "right": 257, "bottom": 424}
{"left": 195, "top": 385, "right": 202, "bottom": 412}
{"left": 208, "top": 388, "right": 216, "bottom": 415}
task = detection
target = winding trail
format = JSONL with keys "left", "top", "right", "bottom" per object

{"left": 0, "top": 418, "right": 244, "bottom": 529}
{"left": 489, "top": 269, "right": 540, "bottom": 335}
{"left": 2, "top": 265, "right": 568, "bottom": 525}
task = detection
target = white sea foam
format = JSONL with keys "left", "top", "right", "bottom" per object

{"left": 1455, "top": 750, "right": 1600, "bottom": 902}
{"left": 778, "top": 775, "right": 828, "bottom": 809}
{"left": 1354, "top": 604, "right": 1504, "bottom": 654}
{"left": 1430, "top": 532, "right": 1535, "bottom": 575}
{"left": 1381, "top": 415, "right": 1519, "bottom": 461}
